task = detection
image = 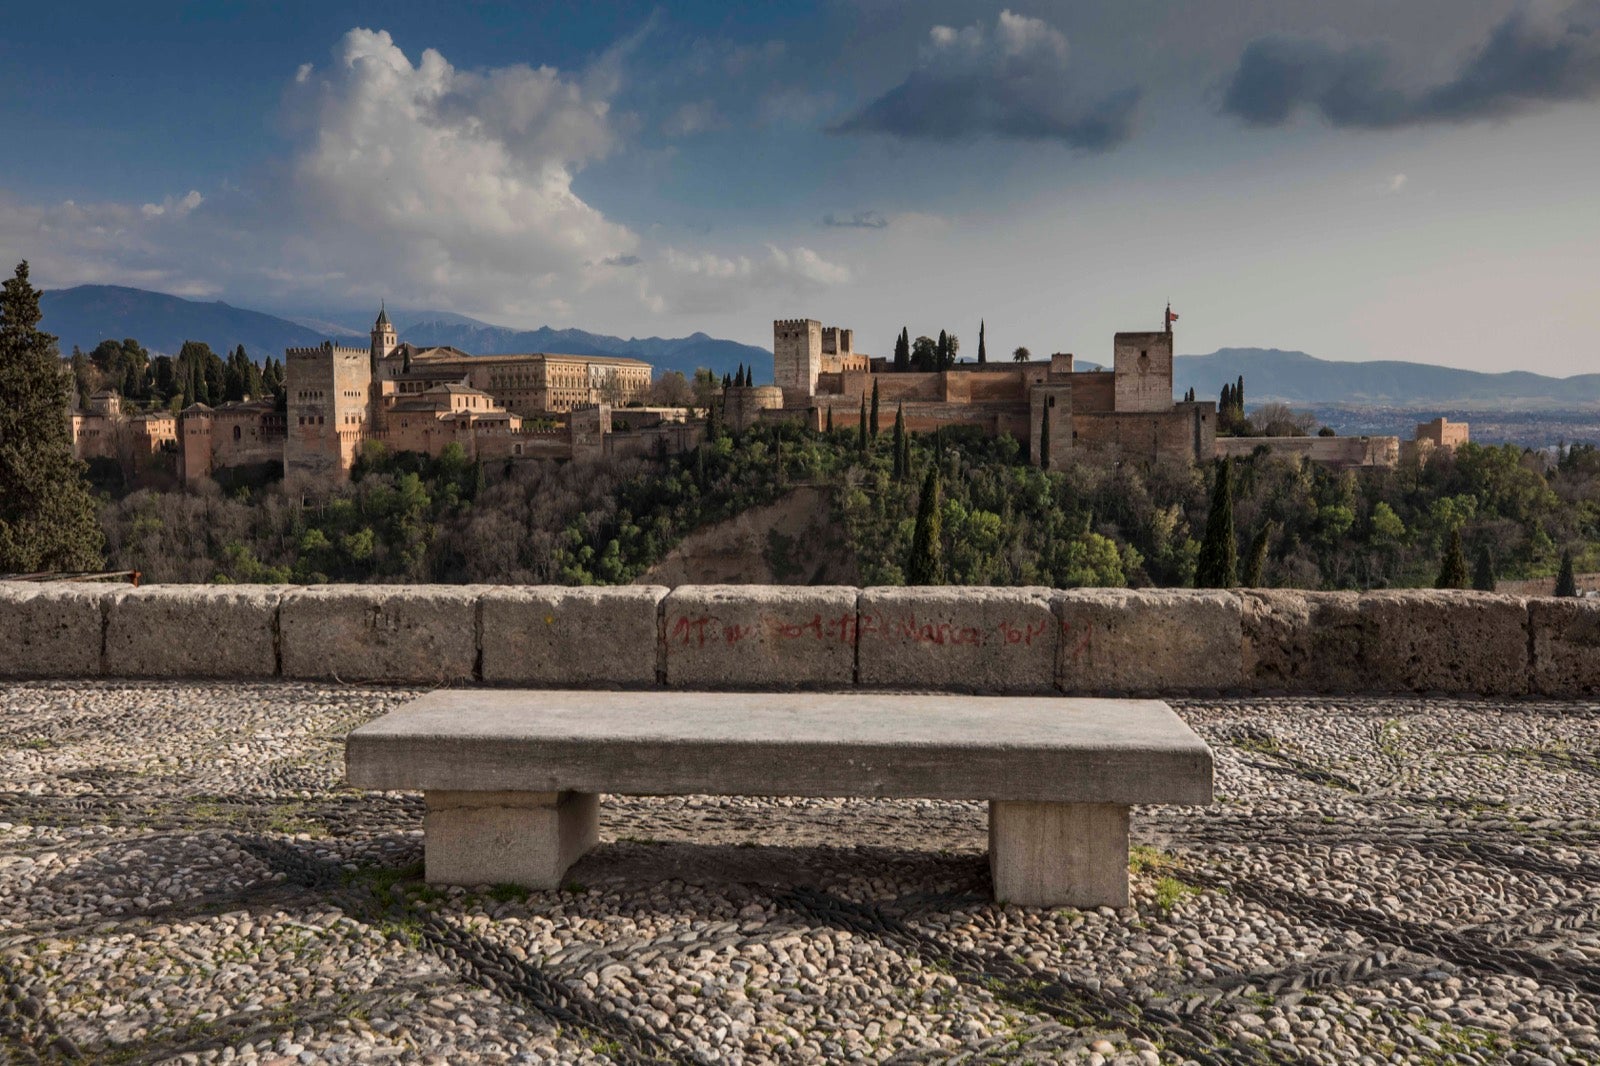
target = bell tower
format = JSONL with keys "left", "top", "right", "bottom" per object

{"left": 371, "top": 302, "right": 398, "bottom": 364}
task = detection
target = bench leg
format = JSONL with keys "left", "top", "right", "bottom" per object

{"left": 423, "top": 790, "right": 598, "bottom": 889}
{"left": 988, "top": 801, "right": 1130, "bottom": 908}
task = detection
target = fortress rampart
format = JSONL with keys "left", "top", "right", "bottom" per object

{"left": 3, "top": 581, "right": 1594, "bottom": 697}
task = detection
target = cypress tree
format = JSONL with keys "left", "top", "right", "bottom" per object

{"left": 869, "top": 380, "right": 880, "bottom": 439}
{"left": 825, "top": 406, "right": 834, "bottom": 434}
{"left": 900, "top": 427, "right": 911, "bottom": 482}
{"left": 1472, "top": 544, "right": 1496, "bottom": 592}
{"left": 858, "top": 397, "right": 868, "bottom": 453}
{"left": 937, "top": 330, "right": 949, "bottom": 369}
{"left": 1195, "top": 458, "right": 1237, "bottom": 588}
{"left": 1555, "top": 549, "right": 1579, "bottom": 597}
{"left": 977, "top": 320, "right": 987, "bottom": 365}
{"left": 1435, "top": 527, "right": 1468, "bottom": 590}
{"left": 906, "top": 465, "right": 943, "bottom": 585}
{"left": 1243, "top": 521, "right": 1275, "bottom": 587}
{"left": 1236, "top": 375, "right": 1245, "bottom": 412}
{"left": 894, "top": 327, "right": 910, "bottom": 372}
{"left": 0, "top": 261, "right": 105, "bottom": 573}
{"left": 1038, "top": 407, "right": 1051, "bottom": 471}
{"left": 892, "top": 403, "right": 905, "bottom": 480}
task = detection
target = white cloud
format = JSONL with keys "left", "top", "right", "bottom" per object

{"left": 0, "top": 26, "right": 852, "bottom": 331}
{"left": 1388, "top": 173, "right": 1409, "bottom": 192}
{"left": 649, "top": 244, "right": 852, "bottom": 313}
{"left": 140, "top": 190, "right": 203, "bottom": 220}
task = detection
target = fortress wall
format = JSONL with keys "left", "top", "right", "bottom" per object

{"left": 1069, "top": 373, "right": 1115, "bottom": 414}
{"left": 1216, "top": 435, "right": 1402, "bottom": 468}
{"left": 5, "top": 581, "right": 1595, "bottom": 697}
{"left": 1074, "top": 409, "right": 1206, "bottom": 464}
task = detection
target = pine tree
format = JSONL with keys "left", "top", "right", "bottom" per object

{"left": 1472, "top": 544, "right": 1496, "bottom": 592}
{"left": 1555, "top": 549, "right": 1579, "bottom": 597}
{"left": 906, "top": 465, "right": 943, "bottom": 585}
{"left": 1435, "top": 527, "right": 1468, "bottom": 590}
{"left": 869, "top": 380, "right": 880, "bottom": 439}
{"left": 892, "top": 403, "right": 906, "bottom": 480}
{"left": 977, "top": 320, "right": 987, "bottom": 365}
{"left": 1195, "top": 458, "right": 1237, "bottom": 588}
{"left": 1243, "top": 521, "right": 1274, "bottom": 587}
{"left": 0, "top": 261, "right": 105, "bottom": 573}
{"left": 1038, "top": 407, "right": 1051, "bottom": 471}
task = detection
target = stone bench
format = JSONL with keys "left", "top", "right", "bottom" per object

{"left": 344, "top": 691, "right": 1214, "bottom": 907}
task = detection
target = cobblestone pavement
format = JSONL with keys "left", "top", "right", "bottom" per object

{"left": 1, "top": 683, "right": 1598, "bottom": 1065}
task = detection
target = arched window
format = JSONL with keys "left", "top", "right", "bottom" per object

{"left": 233, "top": 425, "right": 242, "bottom": 441}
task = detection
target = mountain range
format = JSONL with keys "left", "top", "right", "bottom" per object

{"left": 1173, "top": 348, "right": 1600, "bottom": 409}
{"left": 36, "top": 285, "right": 1600, "bottom": 408}
{"left": 39, "top": 285, "right": 772, "bottom": 381}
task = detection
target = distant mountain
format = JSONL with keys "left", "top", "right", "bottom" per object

{"left": 1176, "top": 348, "right": 1600, "bottom": 409}
{"left": 41, "top": 286, "right": 332, "bottom": 358}
{"left": 40, "top": 285, "right": 773, "bottom": 381}
{"left": 393, "top": 316, "right": 771, "bottom": 381}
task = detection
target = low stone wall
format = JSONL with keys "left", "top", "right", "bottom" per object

{"left": 2, "top": 581, "right": 1596, "bottom": 697}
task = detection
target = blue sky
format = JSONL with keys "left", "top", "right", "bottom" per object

{"left": 3, "top": 1, "right": 1598, "bottom": 373}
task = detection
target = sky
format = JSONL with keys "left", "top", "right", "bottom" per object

{"left": 2, "top": 1, "right": 1599, "bottom": 373}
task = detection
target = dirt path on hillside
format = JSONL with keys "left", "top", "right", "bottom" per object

{"left": 636, "top": 485, "right": 860, "bottom": 586}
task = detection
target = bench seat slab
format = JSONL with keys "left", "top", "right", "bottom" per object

{"left": 989, "top": 802, "right": 1129, "bottom": 908}
{"left": 424, "top": 790, "right": 597, "bottom": 888}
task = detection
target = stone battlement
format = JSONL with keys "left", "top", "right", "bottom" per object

{"left": 285, "top": 341, "right": 369, "bottom": 359}
{"left": 2, "top": 582, "right": 1594, "bottom": 697}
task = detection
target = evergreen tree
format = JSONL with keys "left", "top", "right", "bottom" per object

{"left": 977, "top": 320, "right": 987, "bottom": 365}
{"left": 0, "top": 261, "right": 105, "bottom": 573}
{"left": 1555, "top": 549, "right": 1579, "bottom": 597}
{"left": 825, "top": 406, "right": 834, "bottom": 434}
{"left": 858, "top": 397, "right": 868, "bottom": 453}
{"left": 1472, "top": 544, "right": 1497, "bottom": 592}
{"left": 869, "top": 380, "right": 880, "bottom": 439}
{"left": 1435, "top": 527, "right": 1468, "bottom": 589}
{"left": 705, "top": 389, "right": 722, "bottom": 440}
{"left": 900, "top": 426, "right": 911, "bottom": 481}
{"left": 722, "top": 372, "right": 731, "bottom": 389}
{"left": 892, "top": 403, "right": 905, "bottom": 480}
{"left": 906, "top": 465, "right": 943, "bottom": 585}
{"left": 893, "top": 328, "right": 910, "bottom": 372}
{"left": 1038, "top": 407, "right": 1051, "bottom": 471}
{"left": 1243, "top": 521, "right": 1274, "bottom": 587}
{"left": 937, "top": 330, "right": 949, "bottom": 369}
{"left": 1195, "top": 458, "right": 1238, "bottom": 588}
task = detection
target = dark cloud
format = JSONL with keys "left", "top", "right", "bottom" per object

{"left": 601, "top": 254, "right": 642, "bottom": 267}
{"left": 831, "top": 10, "right": 1141, "bottom": 149}
{"left": 821, "top": 211, "right": 888, "bottom": 229}
{"left": 1224, "top": 2, "right": 1600, "bottom": 129}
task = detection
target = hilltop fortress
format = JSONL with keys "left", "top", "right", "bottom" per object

{"left": 72, "top": 305, "right": 1466, "bottom": 485}
{"left": 726, "top": 312, "right": 1219, "bottom": 466}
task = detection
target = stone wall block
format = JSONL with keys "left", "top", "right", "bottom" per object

{"left": 1530, "top": 598, "right": 1600, "bottom": 697}
{"left": 481, "top": 586, "right": 667, "bottom": 687}
{"left": 857, "top": 586, "right": 1057, "bottom": 692}
{"left": 661, "top": 585, "right": 857, "bottom": 689}
{"left": 105, "top": 584, "right": 281, "bottom": 678}
{"left": 0, "top": 581, "right": 118, "bottom": 678}
{"left": 1360, "top": 590, "right": 1529, "bottom": 695}
{"left": 280, "top": 586, "right": 482, "bottom": 683}
{"left": 1240, "top": 590, "right": 1373, "bottom": 692}
{"left": 1055, "top": 589, "right": 1243, "bottom": 693}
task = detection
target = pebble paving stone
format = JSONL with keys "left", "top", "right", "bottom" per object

{"left": 1, "top": 683, "right": 1599, "bottom": 1064}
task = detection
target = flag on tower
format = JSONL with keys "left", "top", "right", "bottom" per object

{"left": 1167, "top": 308, "right": 1179, "bottom": 324}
